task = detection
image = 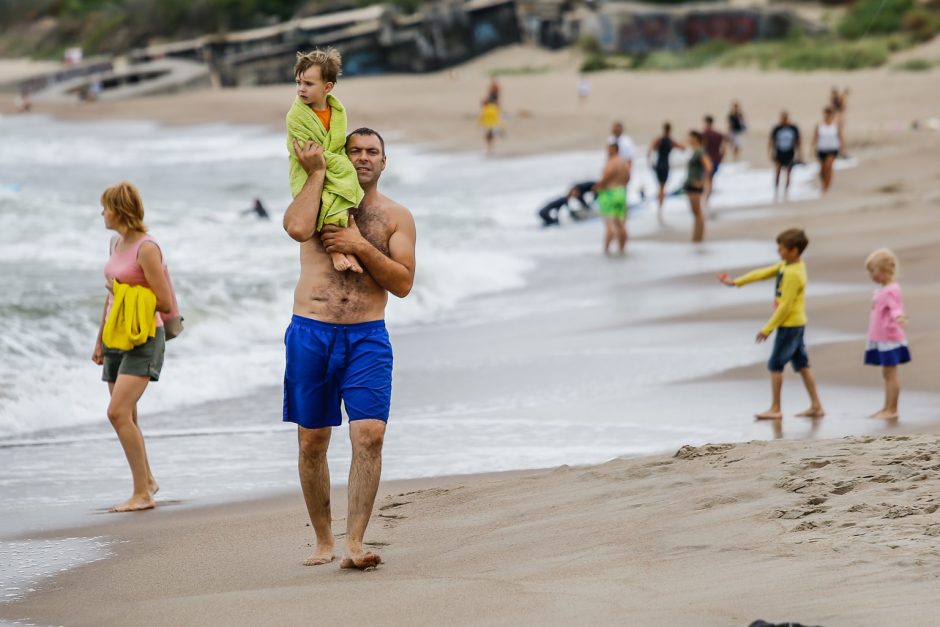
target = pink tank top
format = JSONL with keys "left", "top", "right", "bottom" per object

{"left": 104, "top": 234, "right": 164, "bottom": 328}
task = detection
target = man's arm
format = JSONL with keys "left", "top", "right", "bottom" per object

{"left": 321, "top": 209, "right": 417, "bottom": 298}
{"left": 283, "top": 140, "right": 326, "bottom": 242}
{"left": 594, "top": 162, "right": 614, "bottom": 191}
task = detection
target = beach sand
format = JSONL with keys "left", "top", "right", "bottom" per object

{"left": 2, "top": 45, "right": 940, "bottom": 625}
{"left": 6, "top": 434, "right": 940, "bottom": 626}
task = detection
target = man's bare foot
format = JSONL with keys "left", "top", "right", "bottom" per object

{"left": 331, "top": 253, "right": 352, "bottom": 272}
{"left": 303, "top": 545, "right": 336, "bottom": 566}
{"left": 340, "top": 551, "right": 383, "bottom": 570}
{"left": 796, "top": 407, "right": 825, "bottom": 418}
{"left": 870, "top": 410, "right": 899, "bottom": 420}
{"left": 109, "top": 494, "right": 155, "bottom": 513}
{"left": 754, "top": 409, "right": 783, "bottom": 420}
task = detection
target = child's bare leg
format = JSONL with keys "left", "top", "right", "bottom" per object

{"left": 871, "top": 366, "right": 899, "bottom": 419}
{"left": 755, "top": 371, "right": 784, "bottom": 420}
{"left": 330, "top": 252, "right": 363, "bottom": 274}
{"left": 795, "top": 367, "right": 825, "bottom": 417}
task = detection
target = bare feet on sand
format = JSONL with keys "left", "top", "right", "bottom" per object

{"left": 150, "top": 480, "right": 160, "bottom": 496}
{"left": 754, "top": 409, "right": 783, "bottom": 420}
{"left": 340, "top": 551, "right": 383, "bottom": 570}
{"left": 109, "top": 494, "right": 155, "bottom": 513}
{"left": 796, "top": 407, "right": 826, "bottom": 418}
{"left": 870, "top": 409, "right": 899, "bottom": 420}
{"left": 303, "top": 545, "right": 336, "bottom": 566}
{"left": 330, "top": 252, "right": 363, "bottom": 273}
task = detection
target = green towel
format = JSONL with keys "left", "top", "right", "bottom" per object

{"left": 286, "top": 94, "right": 364, "bottom": 230}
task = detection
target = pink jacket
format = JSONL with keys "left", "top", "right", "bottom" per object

{"left": 868, "top": 283, "right": 906, "bottom": 343}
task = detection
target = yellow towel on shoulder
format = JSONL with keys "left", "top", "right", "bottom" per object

{"left": 286, "top": 94, "right": 364, "bottom": 231}
{"left": 102, "top": 280, "right": 157, "bottom": 351}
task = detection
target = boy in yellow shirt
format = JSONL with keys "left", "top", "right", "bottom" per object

{"left": 719, "top": 228, "right": 825, "bottom": 420}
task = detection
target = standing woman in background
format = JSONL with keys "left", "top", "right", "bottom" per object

{"left": 684, "top": 130, "right": 712, "bottom": 243}
{"left": 92, "top": 181, "right": 172, "bottom": 512}
{"left": 813, "top": 107, "right": 844, "bottom": 193}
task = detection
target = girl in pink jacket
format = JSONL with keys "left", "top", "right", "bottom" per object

{"left": 864, "top": 249, "right": 910, "bottom": 420}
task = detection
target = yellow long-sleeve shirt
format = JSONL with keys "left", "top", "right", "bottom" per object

{"left": 734, "top": 260, "right": 807, "bottom": 336}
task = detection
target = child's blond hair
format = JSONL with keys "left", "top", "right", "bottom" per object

{"left": 865, "top": 248, "right": 899, "bottom": 279}
{"left": 101, "top": 181, "right": 147, "bottom": 233}
{"left": 294, "top": 48, "right": 342, "bottom": 84}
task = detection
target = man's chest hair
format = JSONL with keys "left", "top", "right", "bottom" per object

{"left": 352, "top": 206, "right": 392, "bottom": 256}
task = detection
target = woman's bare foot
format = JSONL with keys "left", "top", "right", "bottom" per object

{"left": 870, "top": 410, "right": 899, "bottom": 420}
{"left": 109, "top": 494, "right": 155, "bottom": 513}
{"left": 340, "top": 551, "right": 383, "bottom": 570}
{"left": 149, "top": 479, "right": 160, "bottom": 496}
{"left": 796, "top": 407, "right": 826, "bottom": 418}
{"left": 303, "top": 544, "right": 336, "bottom": 566}
{"left": 754, "top": 409, "right": 783, "bottom": 420}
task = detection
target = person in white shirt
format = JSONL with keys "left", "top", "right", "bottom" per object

{"left": 608, "top": 121, "right": 636, "bottom": 164}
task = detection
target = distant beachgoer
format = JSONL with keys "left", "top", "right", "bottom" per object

{"left": 647, "top": 121, "right": 686, "bottom": 224}
{"left": 288, "top": 48, "right": 364, "bottom": 274}
{"left": 718, "top": 228, "right": 825, "bottom": 421}
{"left": 537, "top": 180, "right": 596, "bottom": 226}
{"left": 727, "top": 101, "right": 746, "bottom": 160}
{"left": 594, "top": 142, "right": 630, "bottom": 255}
{"left": 769, "top": 111, "right": 801, "bottom": 202}
{"left": 14, "top": 87, "right": 32, "bottom": 113}
{"left": 484, "top": 77, "right": 500, "bottom": 105}
{"left": 864, "top": 249, "right": 911, "bottom": 420}
{"left": 813, "top": 107, "right": 844, "bottom": 193}
{"left": 608, "top": 121, "right": 636, "bottom": 166}
{"left": 283, "top": 128, "right": 416, "bottom": 570}
{"left": 243, "top": 198, "right": 270, "bottom": 219}
{"left": 479, "top": 100, "right": 503, "bottom": 155}
{"left": 93, "top": 182, "right": 172, "bottom": 512}
{"left": 702, "top": 115, "right": 726, "bottom": 204}
{"left": 830, "top": 87, "right": 849, "bottom": 124}
{"left": 684, "top": 130, "right": 712, "bottom": 243}
{"left": 577, "top": 76, "right": 591, "bottom": 107}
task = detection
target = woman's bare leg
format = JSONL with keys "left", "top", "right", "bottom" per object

{"left": 107, "top": 375, "right": 155, "bottom": 512}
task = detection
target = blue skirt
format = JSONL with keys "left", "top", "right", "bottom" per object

{"left": 864, "top": 340, "right": 911, "bottom": 366}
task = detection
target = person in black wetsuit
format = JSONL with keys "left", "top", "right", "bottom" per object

{"left": 727, "top": 101, "right": 746, "bottom": 160}
{"left": 537, "top": 181, "right": 596, "bottom": 226}
{"left": 243, "top": 198, "right": 270, "bottom": 220}
{"left": 769, "top": 111, "right": 801, "bottom": 202}
{"left": 647, "top": 122, "right": 686, "bottom": 225}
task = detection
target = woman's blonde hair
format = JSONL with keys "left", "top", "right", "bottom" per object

{"left": 101, "top": 181, "right": 147, "bottom": 233}
{"left": 865, "top": 248, "right": 899, "bottom": 279}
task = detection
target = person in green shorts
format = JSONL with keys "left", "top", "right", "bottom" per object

{"left": 594, "top": 142, "right": 631, "bottom": 255}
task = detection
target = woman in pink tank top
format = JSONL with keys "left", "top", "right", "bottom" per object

{"left": 92, "top": 181, "right": 172, "bottom": 513}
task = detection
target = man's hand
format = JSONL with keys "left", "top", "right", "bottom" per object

{"left": 756, "top": 331, "right": 769, "bottom": 343}
{"left": 321, "top": 216, "right": 366, "bottom": 256}
{"left": 293, "top": 139, "right": 326, "bottom": 175}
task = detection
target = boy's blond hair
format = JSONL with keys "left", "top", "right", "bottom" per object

{"left": 102, "top": 181, "right": 147, "bottom": 233}
{"left": 865, "top": 248, "right": 899, "bottom": 279}
{"left": 294, "top": 48, "right": 342, "bottom": 84}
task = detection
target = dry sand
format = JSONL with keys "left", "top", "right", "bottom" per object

{"left": 6, "top": 435, "right": 940, "bottom": 626}
{"left": 2, "top": 45, "right": 940, "bottom": 625}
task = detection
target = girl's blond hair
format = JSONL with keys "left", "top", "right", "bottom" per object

{"left": 865, "top": 248, "right": 899, "bottom": 279}
{"left": 101, "top": 181, "right": 148, "bottom": 233}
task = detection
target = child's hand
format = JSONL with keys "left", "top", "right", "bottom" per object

{"left": 755, "top": 331, "right": 768, "bottom": 343}
{"left": 717, "top": 272, "right": 735, "bottom": 286}
{"left": 896, "top": 315, "right": 908, "bottom": 327}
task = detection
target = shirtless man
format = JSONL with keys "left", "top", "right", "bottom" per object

{"left": 282, "top": 127, "right": 416, "bottom": 570}
{"left": 594, "top": 142, "right": 631, "bottom": 255}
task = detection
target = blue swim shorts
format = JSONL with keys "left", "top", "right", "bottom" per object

{"left": 768, "top": 325, "right": 809, "bottom": 373}
{"left": 283, "top": 315, "right": 393, "bottom": 429}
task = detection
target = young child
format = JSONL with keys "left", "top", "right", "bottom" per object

{"left": 864, "top": 248, "right": 910, "bottom": 420}
{"left": 287, "top": 48, "right": 364, "bottom": 273}
{"left": 719, "top": 228, "right": 825, "bottom": 420}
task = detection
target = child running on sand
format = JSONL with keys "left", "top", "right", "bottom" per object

{"left": 864, "top": 249, "right": 911, "bottom": 420}
{"left": 287, "top": 48, "right": 364, "bottom": 273}
{"left": 718, "top": 228, "right": 825, "bottom": 420}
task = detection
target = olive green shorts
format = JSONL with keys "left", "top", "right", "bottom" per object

{"left": 102, "top": 328, "right": 166, "bottom": 383}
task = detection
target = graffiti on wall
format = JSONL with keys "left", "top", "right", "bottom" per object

{"left": 599, "top": 10, "right": 771, "bottom": 54}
